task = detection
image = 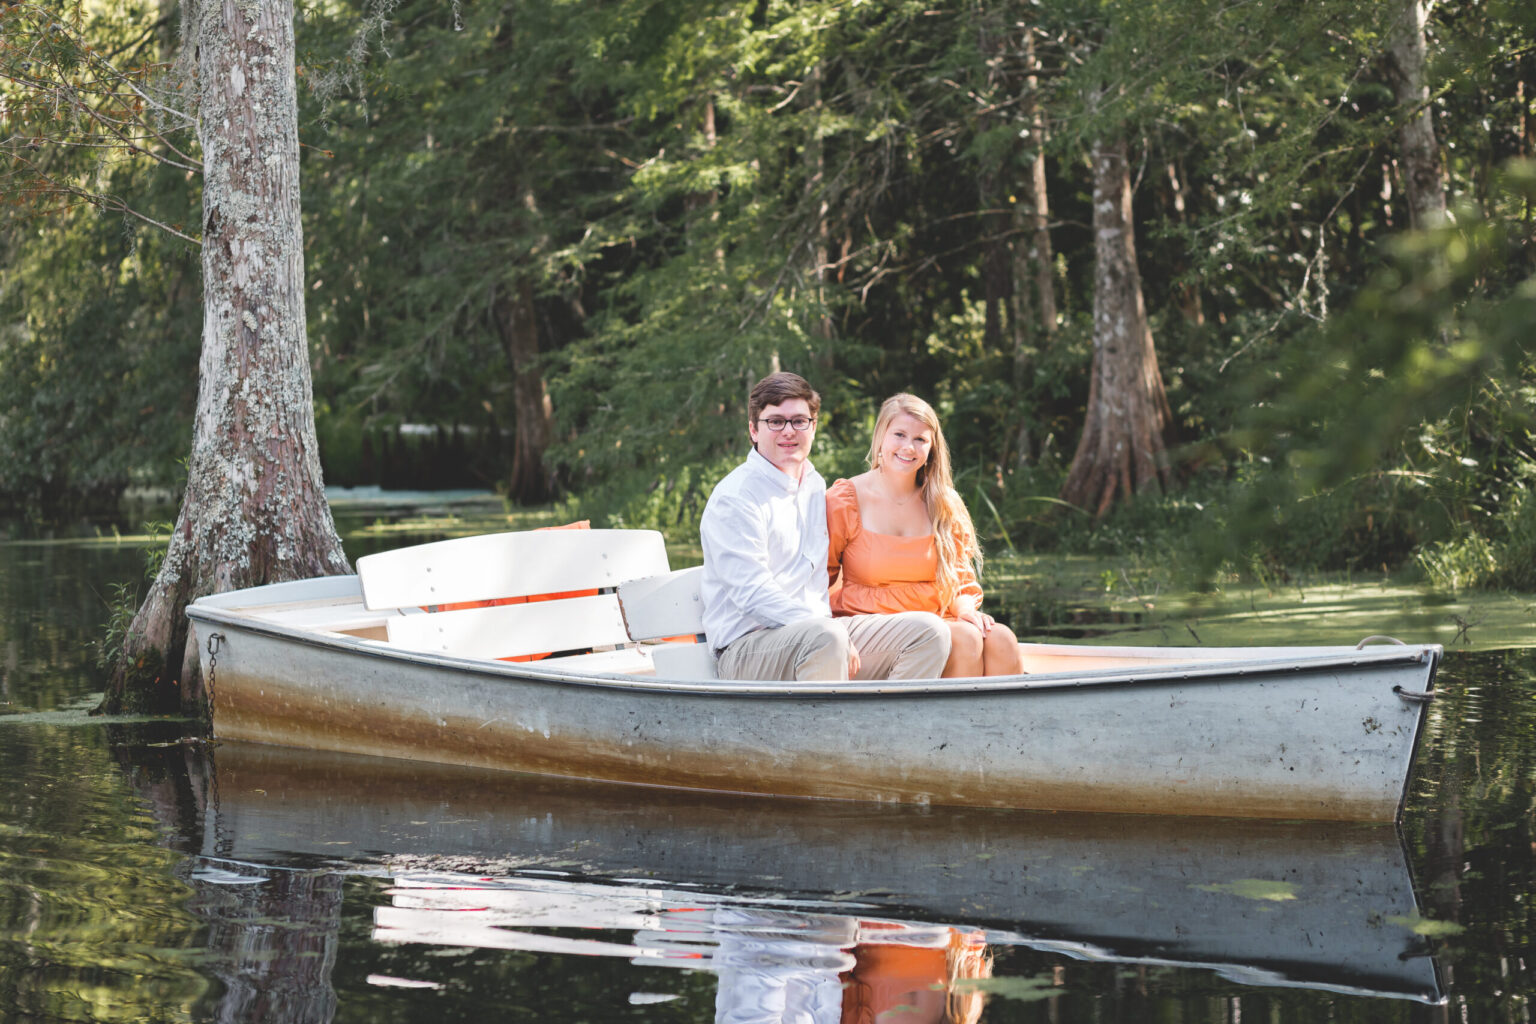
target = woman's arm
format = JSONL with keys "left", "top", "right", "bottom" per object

{"left": 825, "top": 480, "right": 855, "bottom": 589}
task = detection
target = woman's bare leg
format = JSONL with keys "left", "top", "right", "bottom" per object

{"left": 981, "top": 622, "right": 1024, "bottom": 676}
{"left": 943, "top": 620, "right": 985, "bottom": 677}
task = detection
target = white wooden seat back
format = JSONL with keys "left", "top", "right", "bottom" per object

{"left": 387, "top": 593, "right": 632, "bottom": 660}
{"left": 617, "top": 566, "right": 718, "bottom": 680}
{"left": 617, "top": 566, "right": 707, "bottom": 639}
{"left": 357, "top": 529, "right": 670, "bottom": 671}
{"left": 356, "top": 529, "right": 669, "bottom": 610}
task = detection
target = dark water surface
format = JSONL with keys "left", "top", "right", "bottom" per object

{"left": 1, "top": 540, "right": 1532, "bottom": 1023}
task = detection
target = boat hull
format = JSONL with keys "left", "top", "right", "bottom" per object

{"left": 188, "top": 581, "right": 1438, "bottom": 821}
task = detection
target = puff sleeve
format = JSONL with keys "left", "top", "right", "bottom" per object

{"left": 947, "top": 518, "right": 985, "bottom": 615}
{"left": 825, "top": 478, "right": 861, "bottom": 590}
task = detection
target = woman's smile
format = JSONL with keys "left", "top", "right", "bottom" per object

{"left": 880, "top": 412, "right": 932, "bottom": 473}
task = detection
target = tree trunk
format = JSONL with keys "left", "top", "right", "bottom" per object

{"left": 495, "top": 277, "right": 555, "bottom": 504}
{"left": 978, "top": 23, "right": 1010, "bottom": 354}
{"left": 1384, "top": 0, "right": 1447, "bottom": 229}
{"left": 1059, "top": 136, "right": 1172, "bottom": 518}
{"left": 1165, "top": 160, "right": 1204, "bottom": 325}
{"left": 1019, "top": 28, "right": 1057, "bottom": 344}
{"left": 1010, "top": 27, "right": 1056, "bottom": 467}
{"left": 803, "top": 65, "right": 836, "bottom": 357}
{"left": 101, "top": 0, "right": 348, "bottom": 717}
{"left": 685, "top": 95, "right": 721, "bottom": 251}
{"left": 1521, "top": 79, "right": 1533, "bottom": 160}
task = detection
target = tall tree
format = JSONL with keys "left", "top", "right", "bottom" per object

{"left": 1384, "top": 0, "right": 1448, "bottom": 227}
{"left": 104, "top": 0, "right": 347, "bottom": 713}
{"left": 1017, "top": 26, "right": 1058, "bottom": 344}
{"left": 1059, "top": 135, "right": 1172, "bottom": 515}
{"left": 497, "top": 269, "right": 556, "bottom": 504}
{"left": 296, "top": 0, "right": 621, "bottom": 504}
{"left": 1009, "top": 22, "right": 1057, "bottom": 467}
{"left": 0, "top": 0, "right": 347, "bottom": 712}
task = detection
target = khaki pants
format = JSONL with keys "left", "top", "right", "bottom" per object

{"left": 716, "top": 613, "right": 950, "bottom": 682}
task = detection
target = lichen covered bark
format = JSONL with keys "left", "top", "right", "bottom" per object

{"left": 104, "top": 0, "right": 348, "bottom": 717}
{"left": 1060, "top": 136, "right": 1172, "bottom": 519}
{"left": 1384, "top": 0, "right": 1447, "bottom": 229}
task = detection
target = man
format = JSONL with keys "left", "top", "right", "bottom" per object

{"left": 700, "top": 371, "right": 950, "bottom": 681}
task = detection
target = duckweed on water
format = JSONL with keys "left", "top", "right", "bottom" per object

{"left": 1192, "top": 879, "right": 1300, "bottom": 902}
{"left": 956, "top": 972, "right": 1062, "bottom": 1002}
{"left": 1387, "top": 913, "right": 1468, "bottom": 937}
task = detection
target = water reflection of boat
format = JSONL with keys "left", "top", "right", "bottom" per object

{"left": 193, "top": 741, "right": 1443, "bottom": 1004}
{"left": 375, "top": 873, "right": 992, "bottom": 1021}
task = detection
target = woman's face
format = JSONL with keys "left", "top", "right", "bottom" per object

{"left": 878, "top": 411, "right": 934, "bottom": 476}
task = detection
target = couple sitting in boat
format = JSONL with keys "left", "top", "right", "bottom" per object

{"left": 700, "top": 371, "right": 1024, "bottom": 681}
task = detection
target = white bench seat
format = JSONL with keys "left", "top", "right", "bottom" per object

{"left": 539, "top": 647, "right": 655, "bottom": 675}
{"left": 356, "top": 529, "right": 670, "bottom": 611}
{"left": 243, "top": 598, "right": 387, "bottom": 636}
{"left": 387, "top": 593, "right": 633, "bottom": 661}
{"left": 617, "top": 566, "right": 718, "bottom": 680}
{"left": 358, "top": 528, "right": 674, "bottom": 669}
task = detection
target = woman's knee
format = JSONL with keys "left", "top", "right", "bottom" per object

{"left": 985, "top": 621, "right": 1018, "bottom": 650}
{"left": 983, "top": 622, "right": 1023, "bottom": 674}
{"left": 949, "top": 620, "right": 984, "bottom": 657}
{"left": 943, "top": 621, "right": 985, "bottom": 677}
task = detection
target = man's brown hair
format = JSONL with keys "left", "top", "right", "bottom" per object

{"left": 748, "top": 371, "right": 821, "bottom": 425}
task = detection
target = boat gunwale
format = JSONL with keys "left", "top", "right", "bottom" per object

{"left": 187, "top": 600, "right": 1443, "bottom": 701}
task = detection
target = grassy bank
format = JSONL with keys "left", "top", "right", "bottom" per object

{"left": 332, "top": 502, "right": 1535, "bottom": 651}
{"left": 985, "top": 553, "right": 1534, "bottom": 650}
{"left": 33, "top": 492, "right": 1528, "bottom": 652}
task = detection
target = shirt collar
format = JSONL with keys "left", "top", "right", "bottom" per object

{"left": 745, "top": 447, "right": 814, "bottom": 493}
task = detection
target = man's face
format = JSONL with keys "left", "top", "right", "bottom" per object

{"left": 749, "top": 398, "right": 816, "bottom": 480}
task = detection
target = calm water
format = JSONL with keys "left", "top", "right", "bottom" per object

{"left": 1, "top": 538, "right": 1532, "bottom": 1023}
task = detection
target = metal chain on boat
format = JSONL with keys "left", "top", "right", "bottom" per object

{"left": 204, "top": 632, "right": 225, "bottom": 731}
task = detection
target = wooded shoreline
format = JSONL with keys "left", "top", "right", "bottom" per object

{"left": 0, "top": 1, "right": 1530, "bottom": 711}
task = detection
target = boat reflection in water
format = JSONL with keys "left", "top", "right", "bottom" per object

{"left": 174, "top": 741, "right": 1444, "bottom": 1018}
{"left": 376, "top": 873, "right": 996, "bottom": 1022}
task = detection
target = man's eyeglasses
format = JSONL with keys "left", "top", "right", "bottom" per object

{"left": 757, "top": 416, "right": 816, "bottom": 433}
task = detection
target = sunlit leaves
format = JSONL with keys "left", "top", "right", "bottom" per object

{"left": 0, "top": 0, "right": 199, "bottom": 517}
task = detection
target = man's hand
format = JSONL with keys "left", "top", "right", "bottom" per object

{"left": 848, "top": 639, "right": 862, "bottom": 679}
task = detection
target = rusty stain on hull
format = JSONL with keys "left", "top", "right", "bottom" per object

{"left": 207, "top": 638, "right": 1431, "bottom": 821}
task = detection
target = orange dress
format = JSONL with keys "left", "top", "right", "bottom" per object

{"left": 826, "top": 478, "right": 982, "bottom": 621}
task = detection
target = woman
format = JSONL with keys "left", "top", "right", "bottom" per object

{"left": 827, "top": 394, "right": 1024, "bottom": 677}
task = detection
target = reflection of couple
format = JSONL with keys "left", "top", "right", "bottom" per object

{"left": 705, "top": 907, "right": 991, "bottom": 1024}
{"left": 839, "top": 923, "right": 992, "bottom": 1024}
{"left": 701, "top": 372, "right": 1023, "bottom": 682}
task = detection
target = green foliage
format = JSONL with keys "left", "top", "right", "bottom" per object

{"left": 1418, "top": 531, "right": 1501, "bottom": 592}
{"left": 0, "top": 2, "right": 200, "bottom": 519}
{"left": 0, "top": 0, "right": 1532, "bottom": 602}
{"left": 90, "top": 519, "right": 170, "bottom": 673}
{"left": 0, "top": 203, "right": 200, "bottom": 518}
{"left": 93, "top": 580, "right": 140, "bottom": 674}
{"left": 1420, "top": 472, "right": 1536, "bottom": 592}
{"left": 1205, "top": 159, "right": 1536, "bottom": 585}
{"left": 297, "top": 0, "right": 645, "bottom": 500}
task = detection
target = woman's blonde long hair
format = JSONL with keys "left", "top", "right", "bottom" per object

{"left": 866, "top": 393, "right": 981, "bottom": 613}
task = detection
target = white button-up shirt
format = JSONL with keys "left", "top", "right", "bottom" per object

{"left": 700, "top": 448, "right": 831, "bottom": 653}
